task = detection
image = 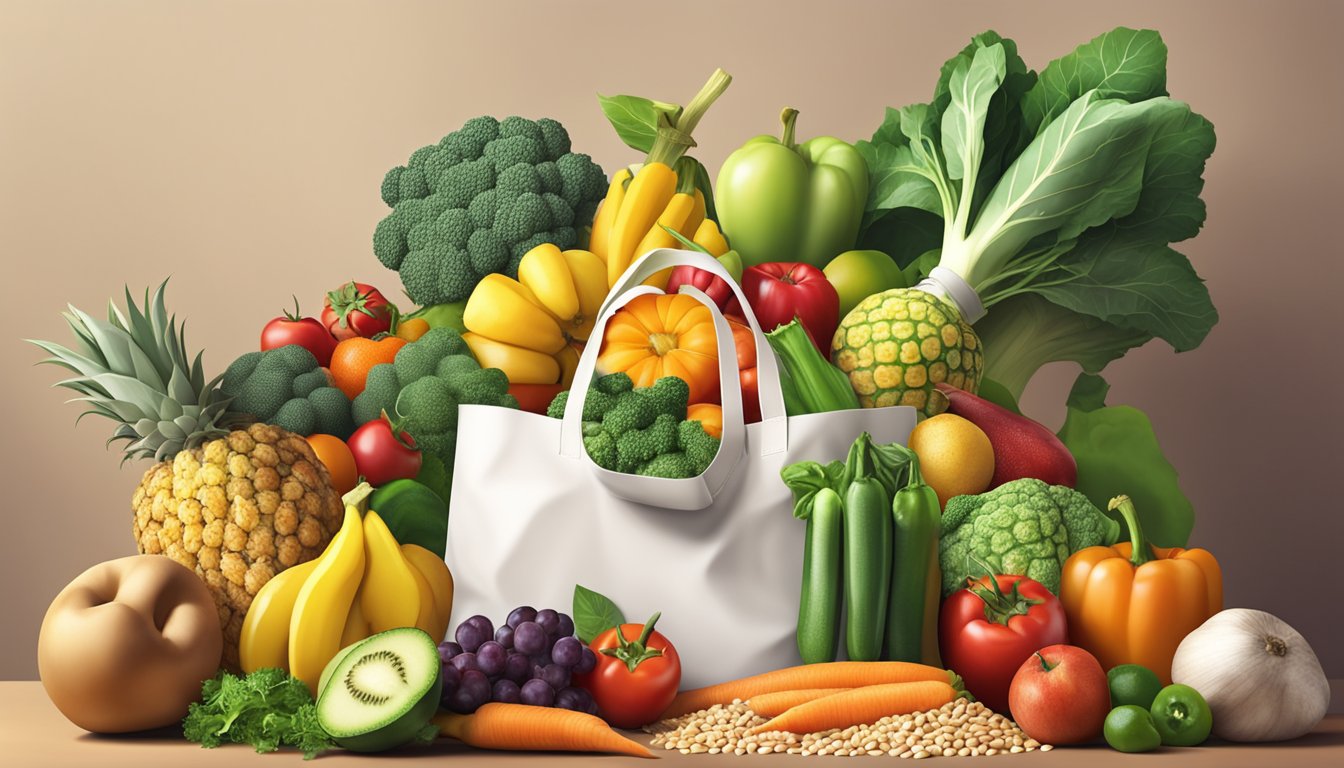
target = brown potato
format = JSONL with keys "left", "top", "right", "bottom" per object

{"left": 38, "top": 555, "right": 223, "bottom": 733}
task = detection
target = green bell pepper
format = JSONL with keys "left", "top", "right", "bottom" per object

{"left": 406, "top": 301, "right": 466, "bottom": 333}
{"left": 368, "top": 478, "right": 450, "bottom": 559}
{"left": 715, "top": 108, "right": 868, "bottom": 268}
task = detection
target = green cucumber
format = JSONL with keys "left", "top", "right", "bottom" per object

{"left": 886, "top": 456, "right": 943, "bottom": 665}
{"left": 797, "top": 487, "right": 844, "bottom": 663}
{"left": 843, "top": 476, "right": 891, "bottom": 661}
{"left": 316, "top": 627, "right": 443, "bottom": 752}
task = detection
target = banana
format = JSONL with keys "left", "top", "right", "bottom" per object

{"left": 463, "top": 274, "right": 565, "bottom": 353}
{"left": 360, "top": 510, "right": 421, "bottom": 634}
{"left": 405, "top": 558, "right": 439, "bottom": 639}
{"left": 519, "top": 244, "right": 581, "bottom": 323}
{"left": 559, "top": 250, "right": 609, "bottom": 342}
{"left": 401, "top": 543, "right": 455, "bottom": 642}
{"left": 238, "top": 557, "right": 319, "bottom": 673}
{"left": 462, "top": 332, "right": 562, "bottom": 385}
{"left": 589, "top": 167, "right": 633, "bottom": 262}
{"left": 638, "top": 189, "right": 706, "bottom": 289}
{"left": 289, "top": 493, "right": 366, "bottom": 695}
{"left": 340, "top": 587, "right": 372, "bottom": 649}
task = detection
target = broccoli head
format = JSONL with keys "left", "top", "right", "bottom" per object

{"left": 221, "top": 345, "right": 354, "bottom": 438}
{"left": 938, "top": 478, "right": 1122, "bottom": 597}
{"left": 351, "top": 327, "right": 516, "bottom": 476}
{"left": 374, "top": 115, "right": 608, "bottom": 306}
{"left": 546, "top": 373, "right": 719, "bottom": 478}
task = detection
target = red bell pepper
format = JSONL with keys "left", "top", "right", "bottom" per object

{"left": 938, "top": 572, "right": 1068, "bottom": 714}
{"left": 726, "top": 262, "right": 838, "bottom": 355}
{"left": 666, "top": 266, "right": 735, "bottom": 311}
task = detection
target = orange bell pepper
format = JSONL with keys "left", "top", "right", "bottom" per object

{"left": 1059, "top": 495, "right": 1221, "bottom": 684}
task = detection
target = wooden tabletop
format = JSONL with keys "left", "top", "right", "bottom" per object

{"left": 2, "top": 682, "right": 1341, "bottom": 767}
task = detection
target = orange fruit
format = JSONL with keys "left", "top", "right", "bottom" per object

{"left": 305, "top": 434, "right": 358, "bottom": 495}
{"left": 330, "top": 336, "right": 405, "bottom": 399}
{"left": 396, "top": 317, "right": 431, "bottom": 342}
{"left": 907, "top": 413, "right": 995, "bottom": 508}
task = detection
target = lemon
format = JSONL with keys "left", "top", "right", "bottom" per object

{"left": 908, "top": 414, "right": 995, "bottom": 507}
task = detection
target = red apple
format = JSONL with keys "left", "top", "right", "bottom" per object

{"left": 1008, "top": 644, "right": 1109, "bottom": 744}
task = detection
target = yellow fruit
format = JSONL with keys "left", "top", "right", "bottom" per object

{"left": 359, "top": 511, "right": 421, "bottom": 633}
{"left": 908, "top": 414, "right": 995, "bottom": 507}
{"left": 288, "top": 502, "right": 365, "bottom": 695}
{"left": 238, "top": 558, "right": 319, "bottom": 673}
{"left": 340, "top": 589, "right": 372, "bottom": 649}
{"left": 406, "top": 561, "right": 439, "bottom": 638}
{"left": 401, "top": 543, "right": 455, "bottom": 641}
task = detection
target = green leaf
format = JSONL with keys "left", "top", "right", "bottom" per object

{"left": 857, "top": 209, "right": 943, "bottom": 271}
{"left": 573, "top": 584, "right": 626, "bottom": 644}
{"left": 1057, "top": 373, "right": 1194, "bottom": 547}
{"left": 1021, "top": 27, "right": 1169, "bottom": 134}
{"left": 941, "top": 43, "right": 1005, "bottom": 182}
{"left": 689, "top": 155, "right": 717, "bottom": 222}
{"left": 415, "top": 453, "right": 453, "bottom": 509}
{"left": 973, "top": 377, "right": 1023, "bottom": 415}
{"left": 1112, "top": 106, "right": 1215, "bottom": 244}
{"left": 596, "top": 94, "right": 678, "bottom": 154}
{"left": 858, "top": 141, "right": 943, "bottom": 216}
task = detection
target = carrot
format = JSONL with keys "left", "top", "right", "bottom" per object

{"left": 749, "top": 681, "right": 959, "bottom": 735}
{"left": 747, "top": 688, "right": 851, "bottom": 718}
{"left": 664, "top": 661, "right": 954, "bottom": 718}
{"left": 433, "top": 703, "right": 655, "bottom": 759}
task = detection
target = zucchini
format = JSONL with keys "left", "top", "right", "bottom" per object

{"left": 797, "top": 487, "right": 843, "bottom": 663}
{"left": 843, "top": 476, "right": 891, "bottom": 661}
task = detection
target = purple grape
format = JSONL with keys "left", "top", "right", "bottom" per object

{"left": 540, "top": 663, "right": 571, "bottom": 691}
{"left": 532, "top": 649, "right": 553, "bottom": 669}
{"left": 455, "top": 622, "right": 486, "bottom": 653}
{"left": 446, "top": 670, "right": 491, "bottom": 713}
{"left": 536, "top": 608, "right": 561, "bottom": 637}
{"left": 476, "top": 641, "right": 506, "bottom": 677}
{"left": 574, "top": 646, "right": 597, "bottom": 675}
{"left": 494, "top": 625, "right": 515, "bottom": 649}
{"left": 555, "top": 687, "right": 585, "bottom": 711}
{"left": 520, "top": 678, "right": 555, "bottom": 707}
{"left": 438, "top": 663, "right": 462, "bottom": 700}
{"left": 437, "top": 641, "right": 463, "bottom": 664}
{"left": 504, "top": 651, "right": 531, "bottom": 684}
{"left": 450, "top": 651, "right": 479, "bottom": 675}
{"left": 557, "top": 612, "right": 575, "bottom": 638}
{"left": 551, "top": 636, "right": 582, "bottom": 668}
{"left": 491, "top": 678, "right": 521, "bottom": 704}
{"left": 569, "top": 686, "right": 595, "bottom": 712}
{"left": 506, "top": 606, "right": 538, "bottom": 629}
{"left": 514, "top": 620, "right": 546, "bottom": 655}
{"left": 466, "top": 614, "right": 495, "bottom": 639}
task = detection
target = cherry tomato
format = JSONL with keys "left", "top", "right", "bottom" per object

{"left": 346, "top": 416, "right": 422, "bottom": 487}
{"left": 939, "top": 572, "right": 1068, "bottom": 714}
{"left": 322, "top": 281, "right": 394, "bottom": 341}
{"left": 260, "top": 299, "right": 337, "bottom": 366}
{"left": 573, "top": 613, "right": 681, "bottom": 729}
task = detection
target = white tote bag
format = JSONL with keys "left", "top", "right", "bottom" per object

{"left": 445, "top": 248, "right": 916, "bottom": 688}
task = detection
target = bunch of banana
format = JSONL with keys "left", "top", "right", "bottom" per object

{"left": 238, "top": 483, "right": 454, "bottom": 694}
{"left": 461, "top": 243, "right": 602, "bottom": 385}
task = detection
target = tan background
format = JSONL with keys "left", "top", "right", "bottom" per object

{"left": 2, "top": 0, "right": 1340, "bottom": 693}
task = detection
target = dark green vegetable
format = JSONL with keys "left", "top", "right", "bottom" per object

{"left": 765, "top": 319, "right": 860, "bottom": 415}
{"left": 842, "top": 438, "right": 892, "bottom": 662}
{"left": 1150, "top": 684, "right": 1212, "bottom": 746}
{"left": 797, "top": 487, "right": 844, "bottom": 664}
{"left": 1104, "top": 705, "right": 1162, "bottom": 753}
{"left": 886, "top": 453, "right": 943, "bottom": 666}
{"left": 182, "top": 668, "right": 333, "bottom": 759}
{"left": 369, "top": 478, "right": 449, "bottom": 559}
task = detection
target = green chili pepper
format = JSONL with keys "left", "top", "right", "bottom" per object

{"left": 842, "top": 437, "right": 892, "bottom": 662}
{"left": 715, "top": 107, "right": 869, "bottom": 268}
{"left": 368, "top": 478, "right": 450, "bottom": 558}
{"left": 886, "top": 453, "right": 944, "bottom": 666}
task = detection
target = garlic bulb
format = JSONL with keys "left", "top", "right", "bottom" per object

{"left": 1171, "top": 608, "right": 1330, "bottom": 742}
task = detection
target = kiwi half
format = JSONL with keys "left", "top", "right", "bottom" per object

{"left": 316, "top": 627, "right": 443, "bottom": 752}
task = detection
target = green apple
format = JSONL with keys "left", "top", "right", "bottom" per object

{"left": 823, "top": 250, "right": 907, "bottom": 318}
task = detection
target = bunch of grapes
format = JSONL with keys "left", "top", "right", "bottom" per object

{"left": 438, "top": 606, "right": 599, "bottom": 715}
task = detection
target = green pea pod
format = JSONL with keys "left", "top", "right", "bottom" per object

{"left": 886, "top": 454, "right": 943, "bottom": 666}
{"left": 716, "top": 108, "right": 868, "bottom": 268}
{"left": 797, "top": 487, "right": 844, "bottom": 664}
{"left": 368, "top": 478, "right": 450, "bottom": 558}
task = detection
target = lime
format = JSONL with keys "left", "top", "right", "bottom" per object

{"left": 1108, "top": 663, "right": 1163, "bottom": 709}
{"left": 1104, "top": 705, "right": 1162, "bottom": 753}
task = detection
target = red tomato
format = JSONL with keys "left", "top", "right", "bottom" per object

{"left": 726, "top": 262, "right": 838, "bottom": 355}
{"left": 726, "top": 316, "right": 760, "bottom": 423}
{"left": 938, "top": 574, "right": 1068, "bottom": 714}
{"left": 322, "top": 281, "right": 394, "bottom": 341}
{"left": 260, "top": 300, "right": 337, "bottom": 366}
{"left": 346, "top": 416, "right": 422, "bottom": 486}
{"left": 573, "top": 614, "right": 681, "bottom": 729}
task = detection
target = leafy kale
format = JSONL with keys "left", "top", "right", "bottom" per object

{"left": 182, "top": 668, "right": 333, "bottom": 760}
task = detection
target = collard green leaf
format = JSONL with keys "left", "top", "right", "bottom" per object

{"left": 857, "top": 141, "right": 943, "bottom": 216}
{"left": 1021, "top": 27, "right": 1169, "bottom": 134}
{"left": 1112, "top": 106, "right": 1215, "bottom": 244}
{"left": 856, "top": 209, "right": 943, "bottom": 269}
{"left": 941, "top": 43, "right": 1006, "bottom": 182}
{"left": 573, "top": 584, "right": 626, "bottom": 644}
{"left": 596, "top": 94, "right": 677, "bottom": 154}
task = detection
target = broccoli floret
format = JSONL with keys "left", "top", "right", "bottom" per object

{"left": 221, "top": 345, "right": 354, "bottom": 439}
{"left": 348, "top": 327, "right": 517, "bottom": 500}
{"left": 545, "top": 374, "right": 719, "bottom": 478}
{"left": 375, "top": 116, "right": 606, "bottom": 306}
{"left": 939, "top": 478, "right": 1123, "bottom": 597}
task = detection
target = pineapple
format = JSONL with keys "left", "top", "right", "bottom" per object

{"left": 30, "top": 283, "right": 342, "bottom": 670}
{"left": 831, "top": 288, "right": 983, "bottom": 417}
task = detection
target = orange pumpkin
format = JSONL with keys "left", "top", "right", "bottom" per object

{"left": 598, "top": 293, "right": 719, "bottom": 404}
{"left": 686, "top": 403, "right": 723, "bottom": 439}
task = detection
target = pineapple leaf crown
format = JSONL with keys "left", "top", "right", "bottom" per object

{"left": 28, "top": 280, "right": 231, "bottom": 463}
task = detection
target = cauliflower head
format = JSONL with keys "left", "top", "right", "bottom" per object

{"left": 938, "top": 478, "right": 1121, "bottom": 596}
{"left": 373, "top": 115, "right": 608, "bottom": 306}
